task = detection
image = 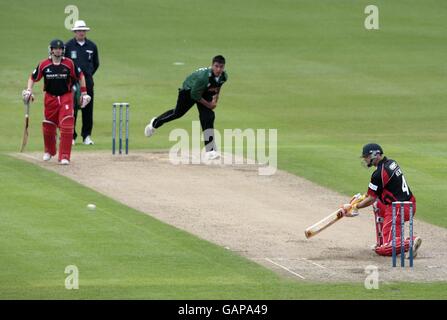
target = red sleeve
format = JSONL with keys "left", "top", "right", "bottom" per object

{"left": 76, "top": 66, "right": 86, "bottom": 93}
{"left": 31, "top": 59, "right": 52, "bottom": 82}
{"left": 63, "top": 58, "right": 82, "bottom": 80}
{"left": 367, "top": 188, "right": 377, "bottom": 198}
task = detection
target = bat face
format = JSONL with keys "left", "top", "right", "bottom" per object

{"left": 20, "top": 120, "right": 29, "bottom": 152}
{"left": 304, "top": 194, "right": 366, "bottom": 238}
{"left": 304, "top": 209, "right": 343, "bottom": 238}
{"left": 304, "top": 229, "right": 313, "bottom": 238}
{"left": 20, "top": 105, "right": 30, "bottom": 153}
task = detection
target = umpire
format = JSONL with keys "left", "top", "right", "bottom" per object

{"left": 65, "top": 20, "right": 99, "bottom": 145}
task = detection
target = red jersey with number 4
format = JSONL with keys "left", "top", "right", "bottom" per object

{"left": 31, "top": 57, "right": 82, "bottom": 96}
{"left": 367, "top": 157, "right": 414, "bottom": 205}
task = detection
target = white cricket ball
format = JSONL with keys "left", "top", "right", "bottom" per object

{"left": 87, "top": 204, "right": 96, "bottom": 210}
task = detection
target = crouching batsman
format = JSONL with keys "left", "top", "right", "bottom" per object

{"left": 340, "top": 143, "right": 422, "bottom": 257}
{"left": 22, "top": 39, "right": 91, "bottom": 165}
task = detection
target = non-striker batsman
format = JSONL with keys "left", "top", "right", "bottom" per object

{"left": 22, "top": 39, "right": 91, "bottom": 164}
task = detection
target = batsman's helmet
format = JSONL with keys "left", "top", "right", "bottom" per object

{"left": 49, "top": 39, "right": 64, "bottom": 49}
{"left": 362, "top": 143, "right": 383, "bottom": 157}
{"left": 48, "top": 39, "right": 65, "bottom": 56}
{"left": 361, "top": 143, "right": 383, "bottom": 167}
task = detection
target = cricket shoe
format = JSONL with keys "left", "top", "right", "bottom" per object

{"left": 206, "top": 150, "right": 220, "bottom": 160}
{"left": 408, "top": 237, "right": 422, "bottom": 259}
{"left": 60, "top": 159, "right": 70, "bottom": 165}
{"left": 83, "top": 136, "right": 94, "bottom": 145}
{"left": 43, "top": 153, "right": 52, "bottom": 161}
{"left": 144, "top": 117, "right": 157, "bottom": 137}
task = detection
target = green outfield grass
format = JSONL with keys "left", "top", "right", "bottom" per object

{"left": 1, "top": 154, "right": 446, "bottom": 299}
{"left": 0, "top": 0, "right": 446, "bottom": 298}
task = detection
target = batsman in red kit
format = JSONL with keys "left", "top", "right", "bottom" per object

{"left": 22, "top": 39, "right": 91, "bottom": 165}
{"left": 340, "top": 143, "right": 422, "bottom": 258}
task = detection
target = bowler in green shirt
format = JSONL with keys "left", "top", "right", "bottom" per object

{"left": 144, "top": 55, "right": 228, "bottom": 160}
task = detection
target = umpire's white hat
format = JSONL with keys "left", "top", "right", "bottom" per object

{"left": 71, "top": 20, "right": 90, "bottom": 31}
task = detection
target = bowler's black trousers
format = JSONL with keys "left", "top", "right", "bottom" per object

{"left": 153, "top": 89, "right": 216, "bottom": 152}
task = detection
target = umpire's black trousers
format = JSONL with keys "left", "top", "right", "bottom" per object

{"left": 73, "top": 75, "right": 94, "bottom": 141}
{"left": 153, "top": 89, "right": 216, "bottom": 152}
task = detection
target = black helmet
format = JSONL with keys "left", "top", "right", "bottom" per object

{"left": 361, "top": 143, "right": 383, "bottom": 167}
{"left": 49, "top": 39, "right": 64, "bottom": 49}
{"left": 362, "top": 143, "right": 383, "bottom": 157}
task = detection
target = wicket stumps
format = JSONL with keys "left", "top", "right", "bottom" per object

{"left": 112, "top": 103, "right": 130, "bottom": 155}
{"left": 391, "top": 201, "right": 414, "bottom": 267}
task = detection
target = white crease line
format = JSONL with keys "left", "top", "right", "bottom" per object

{"left": 264, "top": 258, "right": 306, "bottom": 280}
{"left": 302, "top": 258, "right": 327, "bottom": 269}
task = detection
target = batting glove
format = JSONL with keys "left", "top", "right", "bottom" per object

{"left": 340, "top": 203, "right": 359, "bottom": 217}
{"left": 22, "top": 89, "right": 34, "bottom": 104}
{"left": 80, "top": 93, "right": 91, "bottom": 108}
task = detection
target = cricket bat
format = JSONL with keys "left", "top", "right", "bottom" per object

{"left": 304, "top": 209, "right": 344, "bottom": 239}
{"left": 304, "top": 193, "right": 366, "bottom": 239}
{"left": 19, "top": 101, "right": 31, "bottom": 152}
